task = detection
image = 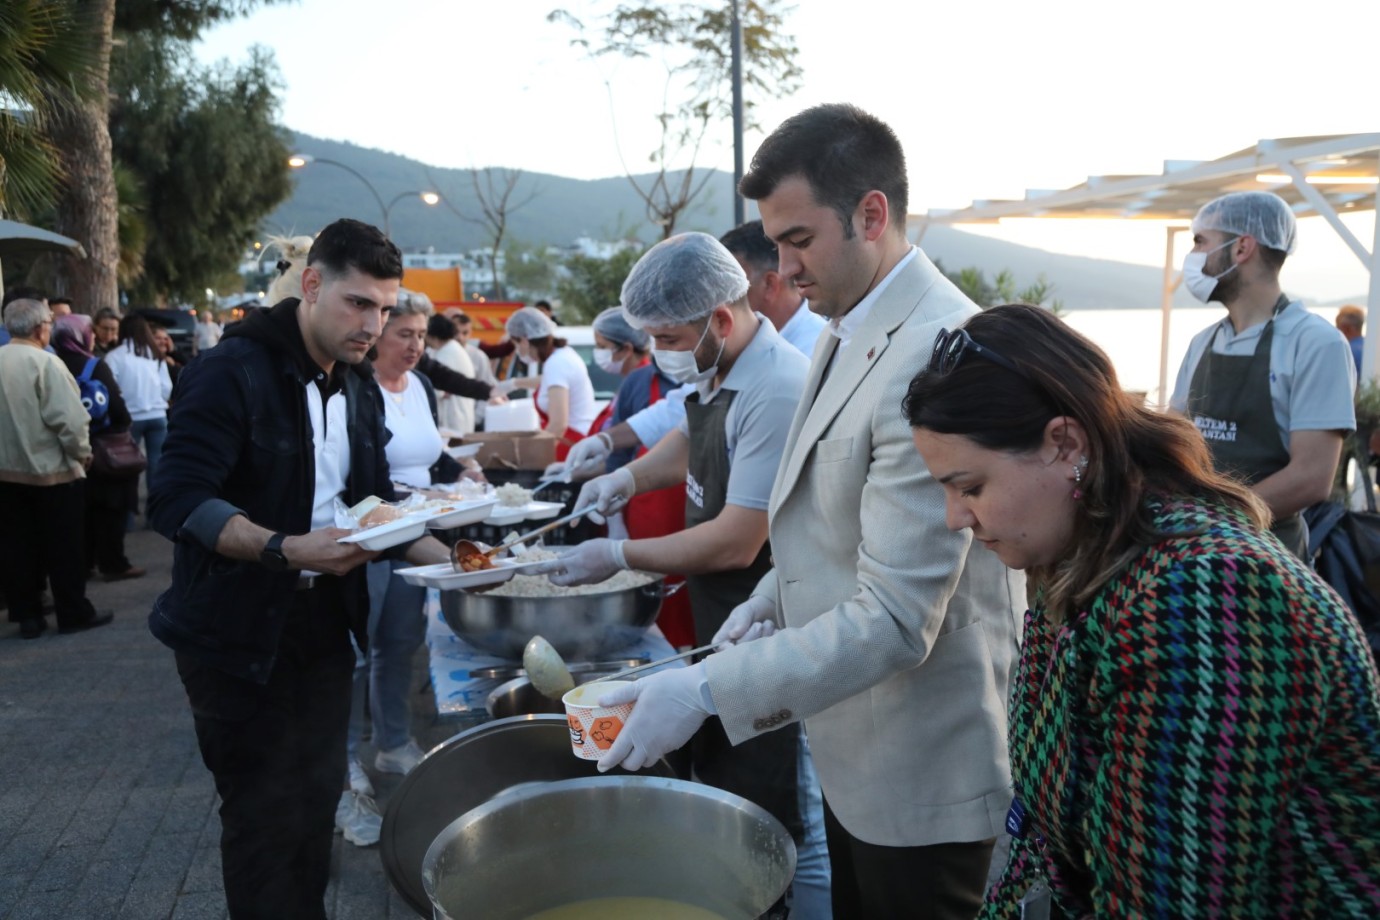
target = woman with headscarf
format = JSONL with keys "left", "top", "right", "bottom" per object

{"left": 52, "top": 315, "right": 144, "bottom": 582}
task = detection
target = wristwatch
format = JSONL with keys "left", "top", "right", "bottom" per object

{"left": 260, "top": 533, "right": 290, "bottom": 572}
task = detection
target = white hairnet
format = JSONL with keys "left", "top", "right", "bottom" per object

{"left": 620, "top": 232, "right": 750, "bottom": 329}
{"left": 505, "top": 306, "right": 556, "bottom": 340}
{"left": 1191, "top": 191, "right": 1297, "bottom": 254}
{"left": 592, "top": 306, "right": 650, "bottom": 350}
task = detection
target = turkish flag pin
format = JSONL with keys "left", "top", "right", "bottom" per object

{"left": 866, "top": 347, "right": 876, "bottom": 360}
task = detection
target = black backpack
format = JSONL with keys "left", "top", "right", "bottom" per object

{"left": 1304, "top": 460, "right": 1380, "bottom": 661}
{"left": 76, "top": 357, "right": 112, "bottom": 432}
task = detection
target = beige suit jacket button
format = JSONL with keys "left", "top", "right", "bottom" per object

{"left": 752, "top": 709, "right": 792, "bottom": 731}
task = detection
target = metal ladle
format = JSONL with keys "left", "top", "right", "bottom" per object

{"left": 450, "top": 503, "right": 596, "bottom": 573}
{"left": 523, "top": 635, "right": 718, "bottom": 701}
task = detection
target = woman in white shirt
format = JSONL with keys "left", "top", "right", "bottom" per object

{"left": 103, "top": 314, "right": 173, "bottom": 501}
{"left": 504, "top": 306, "right": 596, "bottom": 460}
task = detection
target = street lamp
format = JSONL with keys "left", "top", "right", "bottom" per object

{"left": 383, "top": 190, "right": 441, "bottom": 238}
{"left": 287, "top": 153, "right": 387, "bottom": 228}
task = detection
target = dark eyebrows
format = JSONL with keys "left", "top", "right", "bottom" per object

{"left": 936, "top": 471, "right": 968, "bottom": 485}
{"left": 771, "top": 224, "right": 810, "bottom": 244}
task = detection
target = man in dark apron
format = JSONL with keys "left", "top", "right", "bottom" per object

{"left": 1172, "top": 191, "right": 1356, "bottom": 560}
{"left": 534, "top": 232, "right": 813, "bottom": 894}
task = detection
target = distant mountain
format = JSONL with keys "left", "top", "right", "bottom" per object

{"left": 268, "top": 131, "right": 1345, "bottom": 311}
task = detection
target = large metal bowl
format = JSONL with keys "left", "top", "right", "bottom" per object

{"left": 485, "top": 665, "right": 638, "bottom": 720}
{"left": 423, "top": 775, "right": 797, "bottom": 920}
{"left": 439, "top": 578, "right": 667, "bottom": 660}
{"left": 380, "top": 716, "right": 676, "bottom": 918}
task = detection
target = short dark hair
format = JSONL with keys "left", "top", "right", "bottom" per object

{"left": 3, "top": 284, "right": 48, "bottom": 308}
{"left": 740, "top": 103, "right": 908, "bottom": 237}
{"left": 94, "top": 307, "right": 120, "bottom": 324}
{"left": 452, "top": 312, "right": 472, "bottom": 325}
{"left": 1258, "top": 245, "right": 1287, "bottom": 274}
{"left": 49, "top": 296, "right": 73, "bottom": 308}
{"left": 719, "top": 220, "right": 778, "bottom": 274}
{"left": 427, "top": 313, "right": 456, "bottom": 341}
{"left": 307, "top": 218, "right": 403, "bottom": 281}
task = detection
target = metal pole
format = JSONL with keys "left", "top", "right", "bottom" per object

{"left": 1365, "top": 158, "right": 1380, "bottom": 383}
{"left": 730, "top": 0, "right": 745, "bottom": 226}
{"left": 301, "top": 157, "right": 387, "bottom": 229}
{"left": 1158, "top": 225, "right": 1185, "bottom": 409}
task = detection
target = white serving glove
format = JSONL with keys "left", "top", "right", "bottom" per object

{"left": 710, "top": 594, "right": 778, "bottom": 650}
{"left": 564, "top": 431, "right": 613, "bottom": 480}
{"left": 573, "top": 466, "right": 635, "bottom": 524}
{"left": 494, "top": 379, "right": 517, "bottom": 396}
{"left": 542, "top": 461, "right": 570, "bottom": 481}
{"left": 531, "top": 538, "right": 628, "bottom": 587}
{"left": 595, "top": 662, "right": 714, "bottom": 772}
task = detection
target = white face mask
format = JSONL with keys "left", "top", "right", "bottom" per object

{"left": 652, "top": 315, "right": 724, "bottom": 387}
{"left": 1182, "top": 237, "right": 1237, "bottom": 303}
{"left": 593, "top": 347, "right": 621, "bottom": 374}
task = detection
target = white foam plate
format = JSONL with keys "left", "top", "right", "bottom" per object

{"left": 395, "top": 557, "right": 549, "bottom": 591}
{"left": 444, "top": 442, "right": 482, "bottom": 460}
{"left": 337, "top": 516, "right": 428, "bottom": 551}
{"left": 422, "top": 498, "right": 499, "bottom": 530}
{"left": 483, "top": 500, "right": 566, "bottom": 525}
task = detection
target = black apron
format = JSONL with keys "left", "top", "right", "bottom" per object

{"left": 1186, "top": 295, "right": 1308, "bottom": 557}
{"left": 683, "top": 389, "right": 802, "bottom": 846}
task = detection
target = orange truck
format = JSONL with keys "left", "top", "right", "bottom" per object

{"left": 402, "top": 267, "right": 522, "bottom": 345}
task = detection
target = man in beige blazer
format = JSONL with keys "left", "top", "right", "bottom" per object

{"left": 597, "top": 104, "right": 1025, "bottom": 918}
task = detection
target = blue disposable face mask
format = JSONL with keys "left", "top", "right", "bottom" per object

{"left": 651, "top": 315, "right": 724, "bottom": 386}
{"left": 1182, "top": 236, "right": 1238, "bottom": 303}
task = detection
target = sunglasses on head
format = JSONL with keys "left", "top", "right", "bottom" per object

{"left": 929, "top": 327, "right": 1027, "bottom": 378}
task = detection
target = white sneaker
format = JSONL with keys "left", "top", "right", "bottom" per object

{"left": 347, "top": 759, "right": 374, "bottom": 797}
{"left": 334, "top": 790, "right": 382, "bottom": 847}
{"left": 374, "top": 739, "right": 426, "bottom": 776}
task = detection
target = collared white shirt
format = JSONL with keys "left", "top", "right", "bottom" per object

{"left": 778, "top": 300, "right": 827, "bottom": 357}
{"left": 306, "top": 378, "right": 350, "bottom": 532}
{"left": 828, "top": 247, "right": 919, "bottom": 357}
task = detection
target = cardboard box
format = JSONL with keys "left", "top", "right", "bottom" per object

{"left": 461, "top": 430, "right": 558, "bottom": 470}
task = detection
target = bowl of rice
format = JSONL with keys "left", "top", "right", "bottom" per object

{"left": 438, "top": 550, "right": 666, "bottom": 660}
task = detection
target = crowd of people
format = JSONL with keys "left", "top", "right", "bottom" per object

{"left": 3, "top": 100, "right": 1379, "bottom": 920}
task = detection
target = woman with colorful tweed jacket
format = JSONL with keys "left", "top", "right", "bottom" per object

{"left": 904, "top": 303, "right": 1380, "bottom": 918}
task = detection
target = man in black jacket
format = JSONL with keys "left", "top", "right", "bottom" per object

{"left": 148, "top": 219, "right": 451, "bottom": 920}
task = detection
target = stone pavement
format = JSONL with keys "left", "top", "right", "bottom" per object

{"left": 0, "top": 523, "right": 451, "bottom": 919}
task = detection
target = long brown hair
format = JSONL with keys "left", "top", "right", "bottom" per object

{"left": 903, "top": 303, "right": 1267, "bottom": 619}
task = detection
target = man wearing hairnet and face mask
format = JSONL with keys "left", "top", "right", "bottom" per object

{"left": 531, "top": 232, "right": 816, "bottom": 903}
{"left": 1170, "top": 190, "right": 1355, "bottom": 557}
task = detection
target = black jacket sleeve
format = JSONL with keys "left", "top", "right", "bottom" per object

{"left": 415, "top": 353, "right": 492, "bottom": 400}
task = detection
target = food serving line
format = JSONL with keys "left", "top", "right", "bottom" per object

{"left": 342, "top": 460, "right": 797, "bottom": 919}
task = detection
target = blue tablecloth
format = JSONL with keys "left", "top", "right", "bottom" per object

{"left": 424, "top": 589, "right": 678, "bottom": 720}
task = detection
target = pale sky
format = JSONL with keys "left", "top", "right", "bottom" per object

{"left": 195, "top": 0, "right": 1379, "bottom": 302}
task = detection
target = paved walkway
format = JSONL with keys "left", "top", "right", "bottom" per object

{"left": 0, "top": 524, "right": 448, "bottom": 919}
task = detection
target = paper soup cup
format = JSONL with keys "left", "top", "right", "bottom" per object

{"left": 561, "top": 680, "right": 634, "bottom": 761}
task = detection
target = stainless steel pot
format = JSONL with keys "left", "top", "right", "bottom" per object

{"left": 422, "top": 775, "right": 797, "bottom": 920}
{"left": 485, "top": 665, "right": 637, "bottom": 720}
{"left": 380, "top": 716, "right": 676, "bottom": 918}
{"left": 439, "top": 578, "right": 672, "bottom": 660}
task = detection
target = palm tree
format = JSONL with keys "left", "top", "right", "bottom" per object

{"left": 0, "top": 1, "right": 103, "bottom": 219}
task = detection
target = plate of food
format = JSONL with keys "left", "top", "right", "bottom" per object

{"left": 443, "top": 442, "right": 482, "bottom": 460}
{"left": 338, "top": 514, "right": 429, "bottom": 551}
{"left": 483, "top": 500, "right": 566, "bottom": 525}
{"left": 395, "top": 556, "right": 550, "bottom": 591}
{"left": 420, "top": 497, "right": 499, "bottom": 530}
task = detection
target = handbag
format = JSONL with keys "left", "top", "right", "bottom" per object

{"left": 90, "top": 430, "right": 148, "bottom": 479}
{"left": 1304, "top": 449, "right": 1380, "bottom": 660}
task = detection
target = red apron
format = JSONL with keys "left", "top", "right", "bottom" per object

{"left": 622, "top": 375, "right": 694, "bottom": 649}
{"left": 533, "top": 380, "right": 586, "bottom": 462}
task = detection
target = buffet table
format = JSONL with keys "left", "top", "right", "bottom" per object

{"left": 423, "top": 589, "right": 678, "bottom": 722}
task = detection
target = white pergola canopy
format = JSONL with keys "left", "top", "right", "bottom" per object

{"left": 912, "top": 134, "right": 1380, "bottom": 405}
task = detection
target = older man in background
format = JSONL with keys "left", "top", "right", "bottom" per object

{"left": 0, "top": 298, "right": 112, "bottom": 639}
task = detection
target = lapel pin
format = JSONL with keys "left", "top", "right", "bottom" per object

{"left": 866, "top": 347, "right": 876, "bottom": 360}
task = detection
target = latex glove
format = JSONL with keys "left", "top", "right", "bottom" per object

{"left": 564, "top": 432, "right": 613, "bottom": 481}
{"left": 494, "top": 379, "right": 517, "bottom": 396}
{"left": 541, "top": 461, "right": 570, "bottom": 481}
{"left": 596, "top": 662, "right": 714, "bottom": 772}
{"left": 574, "top": 467, "right": 635, "bottom": 524}
{"left": 711, "top": 594, "right": 778, "bottom": 650}
{"left": 530, "top": 538, "right": 628, "bottom": 587}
